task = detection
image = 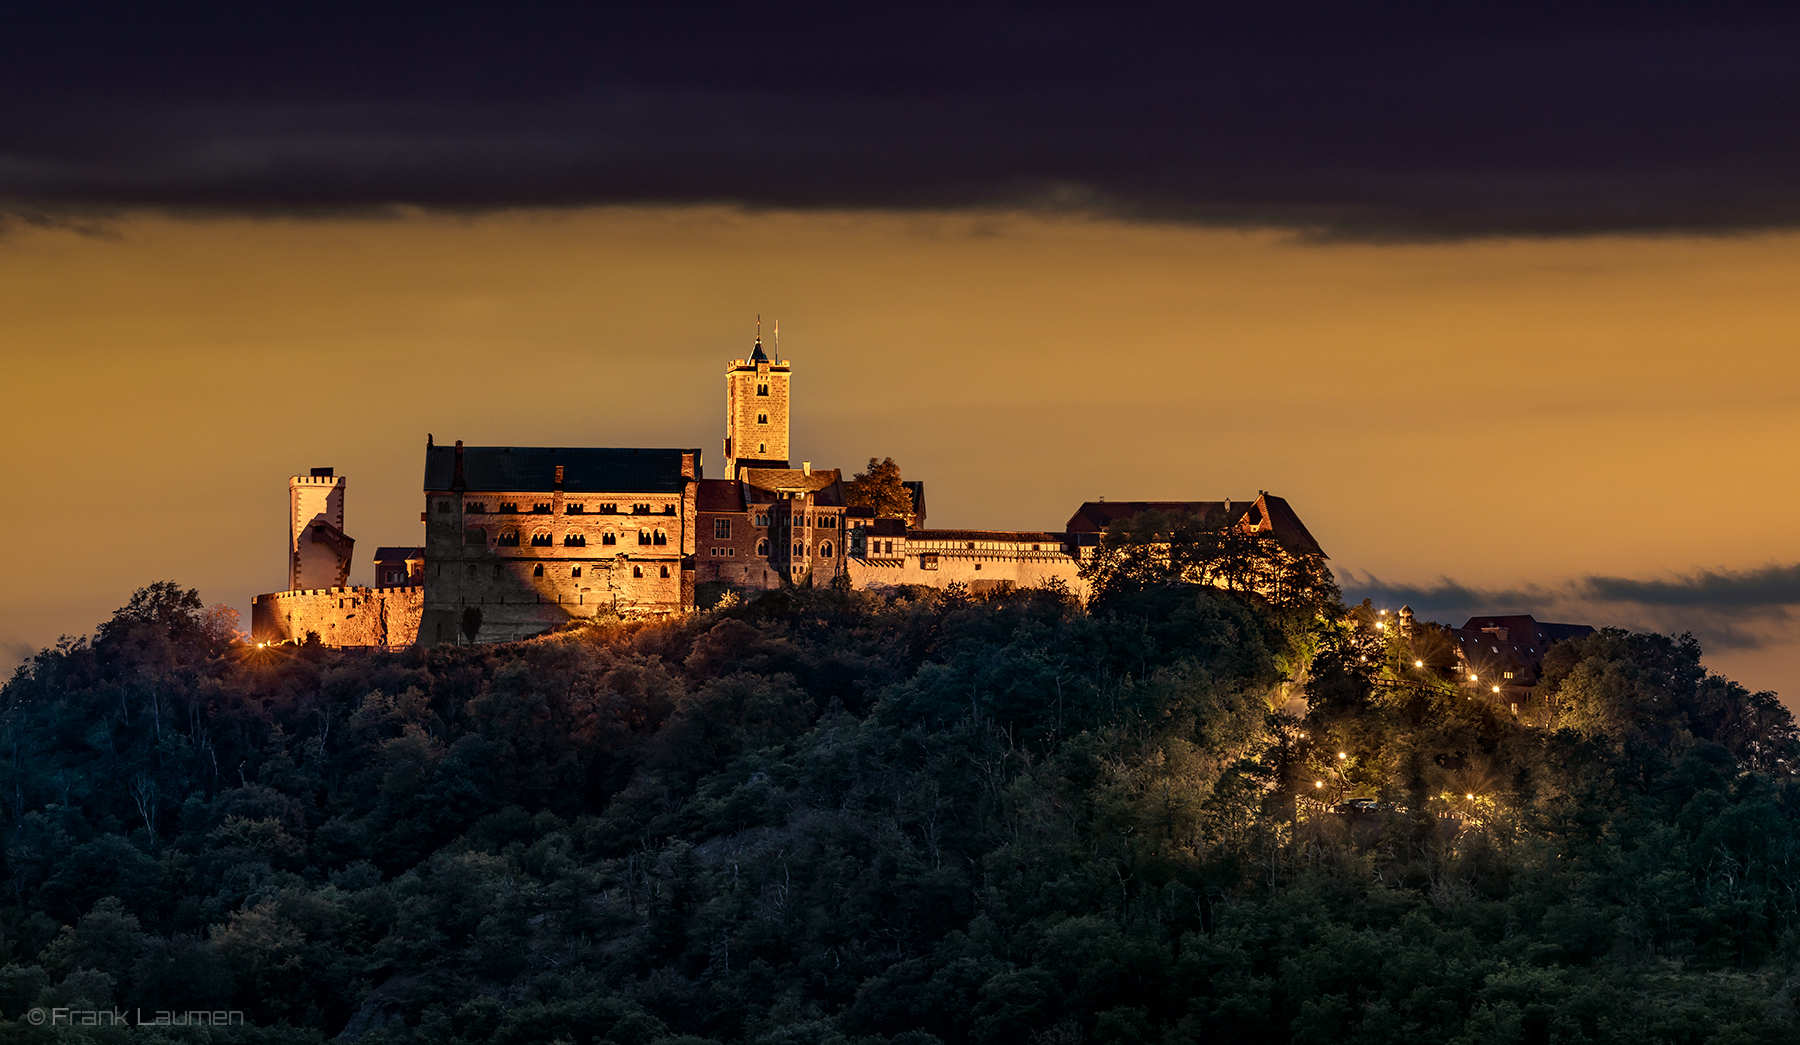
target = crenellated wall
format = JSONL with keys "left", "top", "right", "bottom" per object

{"left": 251, "top": 585, "right": 423, "bottom": 648}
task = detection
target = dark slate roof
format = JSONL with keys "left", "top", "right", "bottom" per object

{"left": 1065, "top": 494, "right": 1327, "bottom": 557}
{"left": 424, "top": 446, "right": 691, "bottom": 493}
{"left": 750, "top": 338, "right": 769, "bottom": 363}
{"left": 866, "top": 518, "right": 909, "bottom": 537}
{"left": 696, "top": 479, "right": 745, "bottom": 513}
{"left": 908, "top": 530, "right": 1066, "bottom": 544}
{"left": 372, "top": 546, "right": 425, "bottom": 561}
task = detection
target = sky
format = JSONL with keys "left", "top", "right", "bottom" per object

{"left": 3, "top": 7, "right": 1799, "bottom": 704}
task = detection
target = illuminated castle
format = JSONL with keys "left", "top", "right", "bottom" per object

{"left": 250, "top": 328, "right": 1324, "bottom": 647}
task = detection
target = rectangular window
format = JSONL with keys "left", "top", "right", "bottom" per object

{"left": 714, "top": 519, "right": 732, "bottom": 539}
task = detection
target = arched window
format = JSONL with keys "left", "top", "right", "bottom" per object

{"left": 638, "top": 530, "right": 650, "bottom": 545}
{"left": 531, "top": 531, "right": 553, "bottom": 547}
{"left": 632, "top": 565, "right": 643, "bottom": 578}
{"left": 758, "top": 442, "right": 766, "bottom": 453}
{"left": 572, "top": 566, "right": 582, "bottom": 578}
{"left": 793, "top": 542, "right": 804, "bottom": 557}
{"left": 464, "top": 527, "right": 486, "bottom": 545}
{"left": 533, "top": 564, "right": 544, "bottom": 577}
{"left": 497, "top": 529, "right": 520, "bottom": 547}
{"left": 757, "top": 412, "right": 769, "bottom": 424}
{"left": 563, "top": 533, "right": 586, "bottom": 547}
{"left": 660, "top": 565, "right": 670, "bottom": 578}
{"left": 756, "top": 539, "right": 769, "bottom": 556}
{"left": 602, "top": 532, "right": 617, "bottom": 545}
{"left": 653, "top": 529, "right": 668, "bottom": 546}
{"left": 820, "top": 541, "right": 833, "bottom": 558}
{"left": 757, "top": 383, "right": 769, "bottom": 396}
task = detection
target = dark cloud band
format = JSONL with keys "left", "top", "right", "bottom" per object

{"left": 3, "top": 9, "right": 1798, "bottom": 236}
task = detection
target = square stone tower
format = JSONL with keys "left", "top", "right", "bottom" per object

{"left": 723, "top": 333, "right": 791, "bottom": 480}
{"left": 290, "top": 467, "right": 354, "bottom": 590}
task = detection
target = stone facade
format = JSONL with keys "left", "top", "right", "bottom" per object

{"left": 290, "top": 469, "right": 352, "bottom": 590}
{"left": 846, "top": 529, "right": 1088, "bottom": 598}
{"left": 251, "top": 585, "right": 423, "bottom": 648}
{"left": 723, "top": 336, "right": 792, "bottom": 478}
{"left": 418, "top": 444, "right": 700, "bottom": 645}
{"left": 695, "top": 467, "right": 850, "bottom": 589}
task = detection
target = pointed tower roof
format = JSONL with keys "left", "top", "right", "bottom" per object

{"left": 750, "top": 337, "right": 769, "bottom": 363}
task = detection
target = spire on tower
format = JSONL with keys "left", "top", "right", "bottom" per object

{"left": 750, "top": 314, "right": 769, "bottom": 363}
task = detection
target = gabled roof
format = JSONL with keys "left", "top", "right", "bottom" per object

{"left": 424, "top": 445, "right": 692, "bottom": 493}
{"left": 1064, "top": 493, "right": 1327, "bottom": 557}
{"left": 696, "top": 478, "right": 746, "bottom": 513}
{"left": 372, "top": 546, "right": 425, "bottom": 561}
{"left": 742, "top": 468, "right": 846, "bottom": 506}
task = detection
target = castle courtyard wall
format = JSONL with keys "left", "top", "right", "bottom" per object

{"left": 252, "top": 585, "right": 423, "bottom": 647}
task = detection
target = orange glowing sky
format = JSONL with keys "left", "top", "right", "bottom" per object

{"left": 3, "top": 209, "right": 1797, "bottom": 703}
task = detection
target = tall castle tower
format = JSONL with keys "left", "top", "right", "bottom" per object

{"left": 723, "top": 326, "right": 792, "bottom": 479}
{"left": 289, "top": 467, "right": 354, "bottom": 589}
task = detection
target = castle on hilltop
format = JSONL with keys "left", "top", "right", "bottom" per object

{"left": 251, "top": 331, "right": 1325, "bottom": 647}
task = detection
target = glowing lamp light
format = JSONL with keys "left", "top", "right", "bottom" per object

{"left": 1378, "top": 609, "right": 1387, "bottom": 615}
{"left": 1469, "top": 673, "right": 1477, "bottom": 681}
{"left": 1414, "top": 659, "right": 1423, "bottom": 667}
{"left": 1493, "top": 685, "right": 1501, "bottom": 693}
{"left": 1466, "top": 793, "right": 1474, "bottom": 800}
{"left": 1376, "top": 622, "right": 1386, "bottom": 630}
{"left": 1314, "top": 781, "right": 1324, "bottom": 788}
{"left": 1337, "top": 752, "right": 1347, "bottom": 759}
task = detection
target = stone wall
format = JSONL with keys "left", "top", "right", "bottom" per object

{"left": 251, "top": 585, "right": 423, "bottom": 647}
{"left": 846, "top": 552, "right": 1087, "bottom": 600}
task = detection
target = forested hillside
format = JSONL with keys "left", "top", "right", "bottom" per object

{"left": 1, "top": 574, "right": 1798, "bottom": 1044}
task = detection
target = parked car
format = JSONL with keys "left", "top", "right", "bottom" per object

{"left": 1332, "top": 797, "right": 1380, "bottom": 815}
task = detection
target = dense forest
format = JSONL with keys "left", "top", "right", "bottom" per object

{"left": 2, "top": 539, "right": 1799, "bottom": 1042}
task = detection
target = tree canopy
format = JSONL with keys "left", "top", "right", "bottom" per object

{"left": 847, "top": 457, "right": 913, "bottom": 520}
{"left": 0, "top": 579, "right": 1795, "bottom": 1044}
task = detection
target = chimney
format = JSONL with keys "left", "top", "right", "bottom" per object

{"left": 554, "top": 464, "right": 565, "bottom": 488}
{"left": 802, "top": 461, "right": 811, "bottom": 476}
{"left": 453, "top": 440, "right": 465, "bottom": 491}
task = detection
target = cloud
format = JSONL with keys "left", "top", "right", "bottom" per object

{"left": 1340, "top": 563, "right": 1800, "bottom": 651}
{"left": 3, "top": 8, "right": 1799, "bottom": 236}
